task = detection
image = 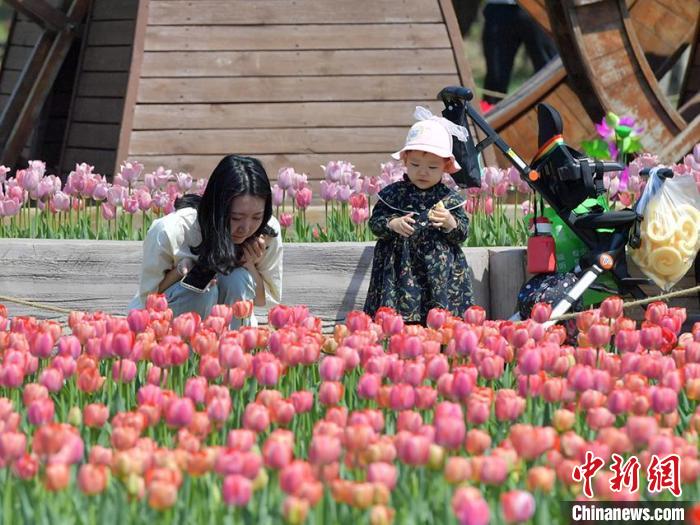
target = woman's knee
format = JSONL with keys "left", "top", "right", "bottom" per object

{"left": 164, "top": 282, "right": 217, "bottom": 318}
{"left": 217, "top": 267, "right": 255, "bottom": 303}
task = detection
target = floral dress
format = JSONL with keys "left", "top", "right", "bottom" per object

{"left": 363, "top": 177, "right": 473, "bottom": 323}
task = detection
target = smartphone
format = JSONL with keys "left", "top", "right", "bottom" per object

{"left": 180, "top": 265, "right": 216, "bottom": 293}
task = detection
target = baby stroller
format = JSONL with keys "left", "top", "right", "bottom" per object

{"left": 438, "top": 86, "right": 675, "bottom": 327}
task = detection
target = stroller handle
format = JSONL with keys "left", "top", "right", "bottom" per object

{"left": 438, "top": 86, "right": 473, "bottom": 105}
{"left": 640, "top": 167, "right": 673, "bottom": 179}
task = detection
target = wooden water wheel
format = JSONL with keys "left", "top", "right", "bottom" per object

{"left": 487, "top": 0, "right": 700, "bottom": 163}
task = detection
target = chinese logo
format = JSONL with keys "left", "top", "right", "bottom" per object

{"left": 573, "top": 451, "right": 681, "bottom": 498}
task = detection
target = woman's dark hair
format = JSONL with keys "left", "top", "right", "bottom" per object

{"left": 174, "top": 155, "right": 276, "bottom": 274}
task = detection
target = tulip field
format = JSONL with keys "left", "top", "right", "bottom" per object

{"left": 0, "top": 296, "right": 698, "bottom": 524}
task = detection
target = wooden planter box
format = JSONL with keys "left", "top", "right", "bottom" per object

{"left": 0, "top": 240, "right": 696, "bottom": 329}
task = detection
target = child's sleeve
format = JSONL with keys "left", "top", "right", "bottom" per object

{"left": 444, "top": 204, "right": 470, "bottom": 245}
{"left": 368, "top": 198, "right": 398, "bottom": 239}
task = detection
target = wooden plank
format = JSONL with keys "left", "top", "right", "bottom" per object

{"left": 7, "top": 21, "right": 42, "bottom": 46}
{"left": 148, "top": 0, "right": 443, "bottom": 25}
{"left": 144, "top": 24, "right": 451, "bottom": 51}
{"left": 67, "top": 122, "right": 121, "bottom": 149}
{"left": 114, "top": 0, "right": 148, "bottom": 177}
{"left": 61, "top": 147, "right": 116, "bottom": 174}
{"left": 87, "top": 20, "right": 135, "bottom": 46}
{"left": 91, "top": 0, "right": 138, "bottom": 21}
{"left": 0, "top": 240, "right": 495, "bottom": 326}
{"left": 82, "top": 45, "right": 134, "bottom": 72}
{"left": 0, "top": 70, "right": 20, "bottom": 94}
{"left": 127, "top": 153, "right": 396, "bottom": 181}
{"left": 5, "top": 0, "right": 69, "bottom": 33}
{"left": 2, "top": 239, "right": 696, "bottom": 326}
{"left": 140, "top": 49, "right": 457, "bottom": 77}
{"left": 136, "top": 75, "right": 458, "bottom": 103}
{"left": 72, "top": 97, "right": 125, "bottom": 123}
{"left": 77, "top": 72, "right": 129, "bottom": 97}
{"left": 132, "top": 101, "right": 429, "bottom": 130}
{"left": 518, "top": 0, "right": 552, "bottom": 34}
{"left": 3, "top": 45, "right": 33, "bottom": 70}
{"left": 129, "top": 127, "right": 407, "bottom": 155}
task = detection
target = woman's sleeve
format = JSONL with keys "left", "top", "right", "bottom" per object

{"left": 444, "top": 204, "right": 470, "bottom": 245}
{"left": 136, "top": 222, "right": 175, "bottom": 303}
{"left": 258, "top": 222, "right": 283, "bottom": 305}
{"left": 368, "top": 198, "right": 398, "bottom": 239}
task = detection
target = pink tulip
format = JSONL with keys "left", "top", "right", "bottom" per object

{"left": 389, "top": 384, "right": 415, "bottom": 411}
{"left": 397, "top": 433, "right": 430, "bottom": 466}
{"left": 464, "top": 306, "right": 486, "bottom": 325}
{"left": 289, "top": 391, "right": 313, "bottom": 414}
{"left": 367, "top": 462, "right": 398, "bottom": 490}
{"left": 78, "top": 463, "right": 109, "bottom": 496}
{"left": 263, "top": 438, "right": 293, "bottom": 469}
{"left": 626, "top": 416, "right": 658, "bottom": 448}
{"left": 529, "top": 302, "right": 552, "bottom": 324}
{"left": 112, "top": 359, "right": 137, "bottom": 383}
{"left": 640, "top": 325, "right": 662, "bottom": 350}
{"left": 221, "top": 431, "right": 253, "bottom": 455}
{"left": 587, "top": 323, "right": 611, "bottom": 347}
{"left": 586, "top": 407, "right": 615, "bottom": 430}
{"left": 39, "top": 367, "right": 63, "bottom": 392}
{"left": 320, "top": 356, "right": 345, "bottom": 382}
{"left": 479, "top": 455, "right": 508, "bottom": 485}
{"left": 222, "top": 474, "right": 252, "bottom": 506}
{"left": 650, "top": 386, "right": 678, "bottom": 414}
{"left": 319, "top": 382, "right": 344, "bottom": 406}
{"left": 165, "top": 398, "right": 194, "bottom": 428}
{"left": 435, "top": 416, "right": 466, "bottom": 450}
{"left": 0, "top": 431, "right": 26, "bottom": 462}
{"left": 444, "top": 456, "right": 472, "bottom": 484}
{"left": 501, "top": 490, "right": 536, "bottom": 524}
{"left": 243, "top": 403, "right": 270, "bottom": 433}
{"left": 309, "top": 434, "right": 341, "bottom": 466}
{"left": 452, "top": 487, "right": 490, "bottom": 525}
{"left": 27, "top": 398, "right": 54, "bottom": 425}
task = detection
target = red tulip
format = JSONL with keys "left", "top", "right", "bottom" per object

{"left": 83, "top": 403, "right": 109, "bottom": 428}
{"left": 232, "top": 300, "right": 254, "bottom": 320}
{"left": 44, "top": 463, "right": 70, "bottom": 492}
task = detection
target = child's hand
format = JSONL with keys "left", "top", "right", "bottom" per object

{"left": 429, "top": 206, "right": 457, "bottom": 232}
{"left": 388, "top": 214, "right": 416, "bottom": 237}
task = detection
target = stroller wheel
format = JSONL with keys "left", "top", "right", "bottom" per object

{"left": 517, "top": 272, "right": 584, "bottom": 321}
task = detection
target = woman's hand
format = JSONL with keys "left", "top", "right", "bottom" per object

{"left": 388, "top": 214, "right": 416, "bottom": 237}
{"left": 240, "top": 236, "right": 266, "bottom": 268}
{"left": 429, "top": 207, "right": 457, "bottom": 232}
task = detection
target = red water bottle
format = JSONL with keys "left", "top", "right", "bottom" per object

{"left": 527, "top": 216, "right": 556, "bottom": 274}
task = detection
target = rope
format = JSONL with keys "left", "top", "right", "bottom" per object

{"left": 0, "top": 294, "right": 75, "bottom": 315}
{"left": 475, "top": 87, "right": 509, "bottom": 99}
{"left": 549, "top": 284, "right": 700, "bottom": 322}
{"left": 1, "top": 284, "right": 698, "bottom": 326}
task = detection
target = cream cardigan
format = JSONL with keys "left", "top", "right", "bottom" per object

{"left": 128, "top": 207, "right": 283, "bottom": 316}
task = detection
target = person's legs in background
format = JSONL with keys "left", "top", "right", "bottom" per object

{"left": 481, "top": 3, "right": 522, "bottom": 105}
{"left": 163, "top": 282, "right": 218, "bottom": 320}
{"left": 216, "top": 267, "right": 256, "bottom": 330}
{"left": 516, "top": 7, "right": 558, "bottom": 71}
